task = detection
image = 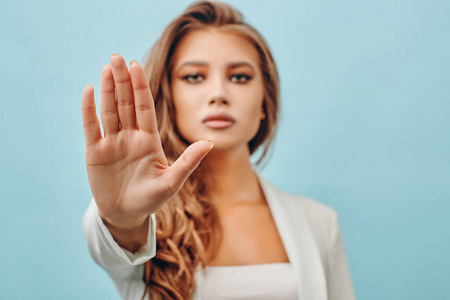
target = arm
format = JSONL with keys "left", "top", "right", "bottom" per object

{"left": 83, "top": 199, "right": 156, "bottom": 280}
{"left": 80, "top": 54, "right": 213, "bottom": 256}
{"left": 326, "top": 213, "right": 356, "bottom": 300}
{"left": 81, "top": 54, "right": 212, "bottom": 299}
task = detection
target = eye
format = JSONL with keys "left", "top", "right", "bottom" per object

{"left": 230, "top": 73, "right": 251, "bottom": 83}
{"left": 182, "top": 73, "right": 205, "bottom": 83}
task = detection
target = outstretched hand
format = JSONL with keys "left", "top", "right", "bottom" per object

{"left": 81, "top": 54, "right": 213, "bottom": 230}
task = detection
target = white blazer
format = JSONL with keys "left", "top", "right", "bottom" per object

{"left": 83, "top": 174, "right": 356, "bottom": 300}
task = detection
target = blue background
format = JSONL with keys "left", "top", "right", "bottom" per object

{"left": 1, "top": 0, "right": 449, "bottom": 299}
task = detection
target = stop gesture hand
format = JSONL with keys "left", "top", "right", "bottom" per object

{"left": 81, "top": 54, "right": 212, "bottom": 231}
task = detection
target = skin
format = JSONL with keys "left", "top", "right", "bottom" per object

{"left": 170, "top": 29, "right": 288, "bottom": 265}
{"left": 81, "top": 56, "right": 213, "bottom": 251}
{"left": 81, "top": 29, "right": 288, "bottom": 264}
{"left": 171, "top": 28, "right": 265, "bottom": 152}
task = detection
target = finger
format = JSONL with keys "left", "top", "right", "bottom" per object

{"left": 129, "top": 60, "right": 158, "bottom": 133}
{"left": 81, "top": 85, "right": 102, "bottom": 146}
{"left": 110, "top": 54, "right": 136, "bottom": 129}
{"left": 167, "top": 140, "right": 214, "bottom": 189}
{"left": 100, "top": 65, "right": 119, "bottom": 135}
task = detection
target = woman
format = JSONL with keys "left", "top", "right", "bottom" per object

{"left": 82, "top": 1, "right": 355, "bottom": 299}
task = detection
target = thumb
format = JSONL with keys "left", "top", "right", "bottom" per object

{"left": 168, "top": 140, "right": 213, "bottom": 187}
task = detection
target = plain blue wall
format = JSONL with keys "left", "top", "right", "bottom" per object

{"left": 1, "top": 0, "right": 449, "bottom": 299}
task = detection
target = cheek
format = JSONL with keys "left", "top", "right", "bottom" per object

{"left": 172, "top": 81, "right": 204, "bottom": 112}
{"left": 240, "top": 86, "right": 264, "bottom": 119}
{"left": 172, "top": 86, "right": 203, "bottom": 142}
{"left": 174, "top": 102, "right": 194, "bottom": 135}
{"left": 239, "top": 96, "right": 265, "bottom": 134}
{"left": 172, "top": 85, "right": 192, "bottom": 121}
{"left": 172, "top": 89, "right": 188, "bottom": 131}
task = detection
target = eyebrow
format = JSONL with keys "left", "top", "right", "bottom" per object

{"left": 175, "top": 61, "right": 255, "bottom": 72}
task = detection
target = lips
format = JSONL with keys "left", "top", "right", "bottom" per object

{"left": 202, "top": 112, "right": 235, "bottom": 129}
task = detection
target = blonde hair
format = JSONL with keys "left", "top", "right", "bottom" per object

{"left": 142, "top": 1, "right": 280, "bottom": 299}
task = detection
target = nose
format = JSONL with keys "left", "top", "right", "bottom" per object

{"left": 208, "top": 75, "right": 229, "bottom": 106}
{"left": 209, "top": 96, "right": 228, "bottom": 105}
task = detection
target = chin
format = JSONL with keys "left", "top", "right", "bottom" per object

{"left": 178, "top": 126, "right": 258, "bottom": 152}
{"left": 207, "top": 137, "right": 255, "bottom": 155}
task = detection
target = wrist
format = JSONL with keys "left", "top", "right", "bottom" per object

{"left": 100, "top": 214, "right": 150, "bottom": 253}
{"left": 99, "top": 210, "right": 148, "bottom": 230}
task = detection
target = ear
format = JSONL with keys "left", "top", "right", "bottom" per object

{"left": 260, "top": 106, "right": 266, "bottom": 120}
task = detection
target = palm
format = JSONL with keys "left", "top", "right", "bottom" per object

{"left": 86, "top": 129, "right": 167, "bottom": 217}
{"left": 81, "top": 55, "right": 212, "bottom": 228}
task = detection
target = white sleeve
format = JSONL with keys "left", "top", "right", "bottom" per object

{"left": 326, "top": 213, "right": 356, "bottom": 300}
{"left": 82, "top": 198, "right": 157, "bottom": 281}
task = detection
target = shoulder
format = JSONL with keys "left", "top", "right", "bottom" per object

{"left": 259, "top": 175, "right": 337, "bottom": 225}
{"left": 287, "top": 191, "right": 337, "bottom": 220}
{"left": 277, "top": 187, "right": 338, "bottom": 240}
{"left": 278, "top": 188, "right": 340, "bottom": 265}
{"left": 258, "top": 175, "right": 338, "bottom": 258}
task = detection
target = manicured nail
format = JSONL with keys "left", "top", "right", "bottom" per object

{"left": 207, "top": 139, "right": 214, "bottom": 150}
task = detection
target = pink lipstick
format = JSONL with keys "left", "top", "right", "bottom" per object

{"left": 202, "top": 112, "right": 235, "bottom": 129}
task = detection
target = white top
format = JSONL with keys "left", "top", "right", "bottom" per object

{"left": 83, "top": 175, "right": 356, "bottom": 300}
{"left": 201, "top": 263, "right": 298, "bottom": 300}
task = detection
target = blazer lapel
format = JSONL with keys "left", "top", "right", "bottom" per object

{"left": 257, "top": 174, "right": 328, "bottom": 300}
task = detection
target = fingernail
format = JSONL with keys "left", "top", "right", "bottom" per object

{"left": 207, "top": 139, "right": 214, "bottom": 150}
{"left": 112, "top": 53, "right": 120, "bottom": 57}
{"left": 104, "top": 64, "right": 110, "bottom": 68}
{"left": 130, "top": 60, "right": 138, "bottom": 65}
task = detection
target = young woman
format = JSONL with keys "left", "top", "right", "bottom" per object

{"left": 82, "top": 1, "right": 355, "bottom": 299}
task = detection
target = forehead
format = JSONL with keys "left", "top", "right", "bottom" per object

{"left": 171, "top": 28, "right": 260, "bottom": 69}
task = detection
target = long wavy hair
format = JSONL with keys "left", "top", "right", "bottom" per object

{"left": 141, "top": 1, "right": 280, "bottom": 299}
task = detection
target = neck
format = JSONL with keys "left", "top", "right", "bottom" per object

{"left": 203, "top": 146, "right": 264, "bottom": 205}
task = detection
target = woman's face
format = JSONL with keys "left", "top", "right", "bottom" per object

{"left": 170, "top": 28, "right": 265, "bottom": 153}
